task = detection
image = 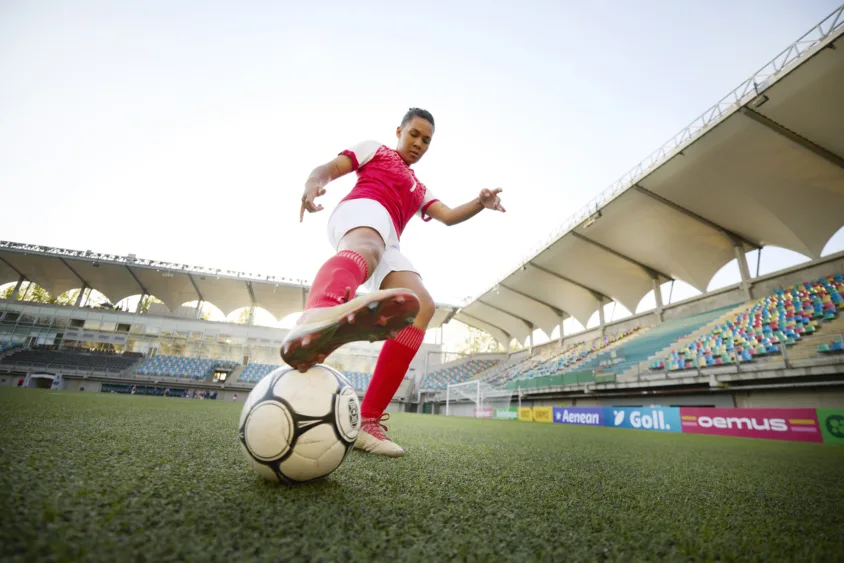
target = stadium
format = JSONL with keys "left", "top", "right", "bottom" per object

{"left": 2, "top": 5, "right": 844, "bottom": 562}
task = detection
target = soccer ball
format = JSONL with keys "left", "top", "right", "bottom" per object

{"left": 238, "top": 364, "right": 360, "bottom": 484}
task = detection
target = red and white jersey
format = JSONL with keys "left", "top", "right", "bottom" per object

{"left": 339, "top": 141, "right": 439, "bottom": 238}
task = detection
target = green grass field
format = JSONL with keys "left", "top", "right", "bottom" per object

{"left": 1, "top": 388, "right": 843, "bottom": 562}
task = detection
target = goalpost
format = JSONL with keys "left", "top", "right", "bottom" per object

{"left": 445, "top": 379, "right": 515, "bottom": 417}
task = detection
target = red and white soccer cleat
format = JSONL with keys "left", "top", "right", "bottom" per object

{"left": 280, "top": 288, "right": 419, "bottom": 372}
{"left": 354, "top": 413, "right": 405, "bottom": 457}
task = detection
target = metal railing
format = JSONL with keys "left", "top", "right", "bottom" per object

{"left": 463, "top": 4, "right": 844, "bottom": 305}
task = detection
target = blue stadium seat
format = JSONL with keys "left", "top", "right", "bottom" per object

{"left": 420, "top": 359, "right": 500, "bottom": 390}
{"left": 136, "top": 355, "right": 238, "bottom": 380}
{"left": 652, "top": 274, "right": 843, "bottom": 371}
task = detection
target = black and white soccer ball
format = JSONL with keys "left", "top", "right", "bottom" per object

{"left": 238, "top": 364, "right": 360, "bottom": 484}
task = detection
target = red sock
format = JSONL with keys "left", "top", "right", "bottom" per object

{"left": 361, "top": 326, "right": 425, "bottom": 419}
{"left": 304, "top": 250, "right": 368, "bottom": 310}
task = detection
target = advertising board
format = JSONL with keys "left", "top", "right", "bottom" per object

{"left": 533, "top": 406, "right": 553, "bottom": 423}
{"left": 552, "top": 407, "right": 604, "bottom": 426}
{"left": 604, "top": 407, "right": 681, "bottom": 433}
{"left": 816, "top": 409, "right": 844, "bottom": 445}
{"left": 679, "top": 408, "right": 822, "bottom": 443}
{"left": 494, "top": 408, "right": 518, "bottom": 420}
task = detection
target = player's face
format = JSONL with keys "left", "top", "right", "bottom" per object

{"left": 395, "top": 117, "right": 433, "bottom": 165}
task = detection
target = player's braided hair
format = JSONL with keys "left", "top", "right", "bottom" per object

{"left": 401, "top": 107, "right": 435, "bottom": 130}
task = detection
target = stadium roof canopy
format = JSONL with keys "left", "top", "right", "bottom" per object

{"left": 0, "top": 240, "right": 458, "bottom": 329}
{"left": 456, "top": 6, "right": 844, "bottom": 345}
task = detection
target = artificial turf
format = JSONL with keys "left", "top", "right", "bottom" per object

{"left": 0, "top": 388, "right": 842, "bottom": 562}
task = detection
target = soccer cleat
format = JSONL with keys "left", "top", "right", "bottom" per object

{"left": 281, "top": 288, "right": 419, "bottom": 372}
{"left": 354, "top": 414, "right": 405, "bottom": 457}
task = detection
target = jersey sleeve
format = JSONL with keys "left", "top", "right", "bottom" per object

{"left": 416, "top": 189, "right": 440, "bottom": 223}
{"left": 339, "top": 140, "right": 381, "bottom": 171}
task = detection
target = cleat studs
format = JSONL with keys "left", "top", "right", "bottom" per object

{"left": 376, "top": 315, "right": 389, "bottom": 327}
{"left": 346, "top": 313, "right": 355, "bottom": 324}
{"left": 367, "top": 301, "right": 379, "bottom": 312}
{"left": 405, "top": 317, "right": 416, "bottom": 325}
{"left": 301, "top": 336, "right": 311, "bottom": 347}
{"left": 395, "top": 296, "right": 406, "bottom": 304}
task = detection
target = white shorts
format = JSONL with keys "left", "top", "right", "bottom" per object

{"left": 326, "top": 199, "right": 418, "bottom": 293}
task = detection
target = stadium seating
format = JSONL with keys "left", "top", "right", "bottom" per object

{"left": 343, "top": 371, "right": 372, "bottom": 392}
{"left": 0, "top": 341, "right": 18, "bottom": 354}
{"left": 136, "top": 355, "right": 238, "bottom": 380}
{"left": 1, "top": 348, "right": 140, "bottom": 372}
{"left": 504, "top": 328, "right": 640, "bottom": 385}
{"left": 496, "top": 304, "right": 746, "bottom": 389}
{"left": 486, "top": 328, "right": 641, "bottom": 389}
{"left": 817, "top": 336, "right": 844, "bottom": 353}
{"left": 238, "top": 362, "right": 281, "bottom": 383}
{"left": 343, "top": 370, "right": 413, "bottom": 392}
{"left": 651, "top": 275, "right": 844, "bottom": 372}
{"left": 420, "top": 359, "right": 500, "bottom": 390}
{"left": 237, "top": 363, "right": 377, "bottom": 392}
{"left": 585, "top": 305, "right": 742, "bottom": 380}
{"left": 476, "top": 353, "right": 540, "bottom": 386}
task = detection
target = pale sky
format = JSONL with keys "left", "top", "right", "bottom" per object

{"left": 2, "top": 0, "right": 843, "bottom": 338}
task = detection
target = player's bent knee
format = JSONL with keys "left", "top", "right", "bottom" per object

{"left": 338, "top": 237, "right": 384, "bottom": 276}
{"left": 355, "top": 244, "right": 383, "bottom": 277}
{"left": 416, "top": 292, "right": 435, "bottom": 327}
{"left": 339, "top": 228, "right": 385, "bottom": 278}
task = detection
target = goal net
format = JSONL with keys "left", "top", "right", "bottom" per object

{"left": 445, "top": 379, "right": 515, "bottom": 418}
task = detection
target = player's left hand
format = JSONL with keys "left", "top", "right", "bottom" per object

{"left": 479, "top": 188, "right": 506, "bottom": 212}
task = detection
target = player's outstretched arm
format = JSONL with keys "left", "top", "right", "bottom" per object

{"left": 299, "top": 155, "right": 356, "bottom": 222}
{"left": 425, "top": 188, "right": 506, "bottom": 227}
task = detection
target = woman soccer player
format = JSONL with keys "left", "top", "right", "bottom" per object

{"left": 283, "top": 107, "right": 505, "bottom": 456}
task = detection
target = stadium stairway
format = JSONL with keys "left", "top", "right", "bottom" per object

{"left": 606, "top": 303, "right": 749, "bottom": 383}
{"left": 227, "top": 364, "right": 246, "bottom": 383}
{"left": 618, "top": 302, "right": 750, "bottom": 382}
{"left": 122, "top": 356, "right": 148, "bottom": 378}
{"left": 563, "top": 329, "right": 647, "bottom": 373}
{"left": 782, "top": 313, "right": 844, "bottom": 363}
{"left": 480, "top": 328, "right": 647, "bottom": 388}
{"left": 495, "top": 329, "right": 645, "bottom": 390}
{"left": 508, "top": 340, "right": 613, "bottom": 385}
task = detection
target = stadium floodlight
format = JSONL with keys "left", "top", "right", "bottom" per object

{"left": 583, "top": 210, "right": 602, "bottom": 228}
{"left": 751, "top": 95, "right": 769, "bottom": 109}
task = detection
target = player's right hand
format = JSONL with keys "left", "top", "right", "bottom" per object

{"left": 299, "top": 183, "right": 326, "bottom": 222}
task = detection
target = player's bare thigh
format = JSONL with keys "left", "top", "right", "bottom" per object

{"left": 338, "top": 227, "right": 385, "bottom": 281}
{"left": 380, "top": 270, "right": 435, "bottom": 330}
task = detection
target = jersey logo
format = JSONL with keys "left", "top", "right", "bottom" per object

{"left": 410, "top": 179, "right": 417, "bottom": 192}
